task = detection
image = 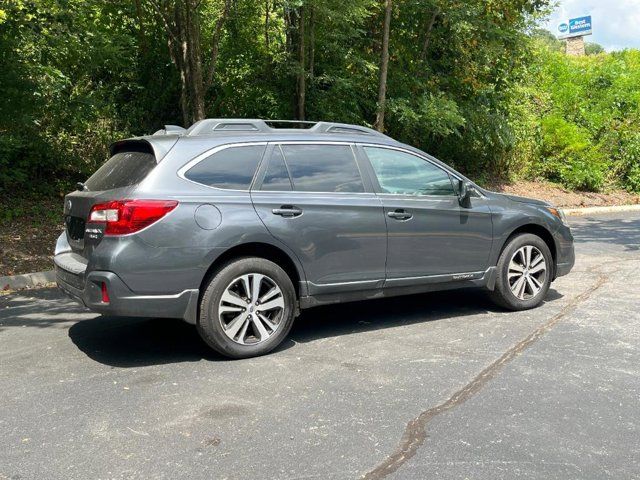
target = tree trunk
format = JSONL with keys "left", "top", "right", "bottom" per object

{"left": 185, "top": 1, "right": 205, "bottom": 122}
{"left": 205, "top": 0, "right": 232, "bottom": 91}
{"left": 296, "top": 5, "right": 306, "bottom": 121}
{"left": 175, "top": 3, "right": 192, "bottom": 125}
{"left": 158, "top": 4, "right": 188, "bottom": 125}
{"left": 167, "top": 34, "right": 189, "bottom": 127}
{"left": 153, "top": 0, "right": 230, "bottom": 125}
{"left": 374, "top": 0, "right": 392, "bottom": 132}
{"left": 284, "top": 5, "right": 293, "bottom": 54}
{"left": 173, "top": 1, "right": 200, "bottom": 124}
{"left": 420, "top": 7, "right": 439, "bottom": 61}
{"left": 309, "top": 5, "right": 315, "bottom": 78}
{"left": 133, "top": 0, "right": 148, "bottom": 55}
{"left": 264, "top": 0, "right": 270, "bottom": 50}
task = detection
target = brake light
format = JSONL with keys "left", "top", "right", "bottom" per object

{"left": 101, "top": 282, "right": 110, "bottom": 303}
{"left": 88, "top": 199, "right": 178, "bottom": 235}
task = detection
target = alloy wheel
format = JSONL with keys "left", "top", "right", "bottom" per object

{"left": 218, "top": 273, "right": 285, "bottom": 345}
{"left": 508, "top": 245, "right": 547, "bottom": 300}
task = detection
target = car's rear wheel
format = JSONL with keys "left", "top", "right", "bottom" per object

{"left": 490, "top": 233, "right": 552, "bottom": 310}
{"left": 197, "top": 257, "right": 296, "bottom": 359}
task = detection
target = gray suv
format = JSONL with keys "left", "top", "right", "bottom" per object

{"left": 55, "top": 119, "right": 574, "bottom": 358}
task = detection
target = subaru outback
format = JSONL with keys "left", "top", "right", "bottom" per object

{"left": 55, "top": 119, "right": 575, "bottom": 358}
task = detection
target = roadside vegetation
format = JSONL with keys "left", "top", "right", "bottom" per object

{"left": 518, "top": 32, "right": 640, "bottom": 193}
{"left": 1, "top": 1, "right": 639, "bottom": 275}
{"left": 2, "top": 1, "right": 640, "bottom": 197}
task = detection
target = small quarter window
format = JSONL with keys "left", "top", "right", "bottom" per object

{"left": 184, "top": 145, "right": 265, "bottom": 190}
{"left": 281, "top": 144, "right": 364, "bottom": 193}
{"left": 261, "top": 147, "right": 293, "bottom": 191}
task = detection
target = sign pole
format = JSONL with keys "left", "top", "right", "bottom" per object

{"left": 566, "top": 36, "right": 585, "bottom": 56}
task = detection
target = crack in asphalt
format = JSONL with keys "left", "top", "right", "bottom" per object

{"left": 361, "top": 268, "right": 610, "bottom": 480}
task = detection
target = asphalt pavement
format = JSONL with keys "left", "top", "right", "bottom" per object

{"left": 1, "top": 212, "right": 639, "bottom": 480}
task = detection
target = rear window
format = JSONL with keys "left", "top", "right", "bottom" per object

{"left": 184, "top": 145, "right": 266, "bottom": 190}
{"left": 85, "top": 151, "right": 156, "bottom": 191}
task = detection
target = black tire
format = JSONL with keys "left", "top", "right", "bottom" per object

{"left": 197, "top": 257, "right": 296, "bottom": 359}
{"left": 490, "top": 233, "right": 553, "bottom": 311}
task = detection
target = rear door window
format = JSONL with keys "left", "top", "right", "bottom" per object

{"left": 280, "top": 144, "right": 364, "bottom": 193}
{"left": 85, "top": 151, "right": 156, "bottom": 191}
{"left": 184, "top": 144, "right": 266, "bottom": 190}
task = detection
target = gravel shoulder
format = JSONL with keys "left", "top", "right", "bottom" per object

{"left": 0, "top": 197, "right": 63, "bottom": 278}
{"left": 486, "top": 180, "right": 640, "bottom": 208}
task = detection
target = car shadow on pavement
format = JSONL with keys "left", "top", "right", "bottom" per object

{"left": 68, "top": 316, "right": 224, "bottom": 366}
{"left": 66, "top": 287, "right": 563, "bottom": 368}
{"left": 289, "top": 288, "right": 563, "bottom": 344}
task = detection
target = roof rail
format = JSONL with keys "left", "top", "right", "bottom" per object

{"left": 153, "top": 125, "right": 187, "bottom": 136}
{"left": 186, "top": 119, "right": 270, "bottom": 135}
{"left": 264, "top": 120, "right": 317, "bottom": 128}
{"left": 183, "top": 118, "right": 390, "bottom": 138}
{"left": 312, "top": 122, "right": 385, "bottom": 137}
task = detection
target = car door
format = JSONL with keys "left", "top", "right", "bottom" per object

{"left": 251, "top": 142, "right": 387, "bottom": 295}
{"left": 358, "top": 145, "right": 493, "bottom": 284}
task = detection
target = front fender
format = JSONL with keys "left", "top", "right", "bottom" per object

{"left": 488, "top": 201, "right": 561, "bottom": 267}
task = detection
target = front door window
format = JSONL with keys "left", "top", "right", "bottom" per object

{"left": 363, "top": 147, "right": 455, "bottom": 196}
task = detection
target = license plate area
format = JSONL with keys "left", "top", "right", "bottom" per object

{"left": 65, "top": 215, "right": 86, "bottom": 241}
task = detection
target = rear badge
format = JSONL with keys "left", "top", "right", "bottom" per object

{"left": 85, "top": 227, "right": 103, "bottom": 240}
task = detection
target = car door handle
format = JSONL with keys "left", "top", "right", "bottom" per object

{"left": 387, "top": 209, "right": 413, "bottom": 220}
{"left": 272, "top": 206, "right": 303, "bottom": 217}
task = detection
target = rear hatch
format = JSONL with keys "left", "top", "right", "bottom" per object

{"left": 63, "top": 141, "right": 159, "bottom": 258}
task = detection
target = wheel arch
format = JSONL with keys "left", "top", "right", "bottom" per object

{"left": 198, "top": 242, "right": 305, "bottom": 300}
{"left": 499, "top": 223, "right": 558, "bottom": 275}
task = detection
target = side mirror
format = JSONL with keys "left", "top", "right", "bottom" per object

{"left": 457, "top": 179, "right": 472, "bottom": 207}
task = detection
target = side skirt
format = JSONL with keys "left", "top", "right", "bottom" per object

{"left": 298, "top": 267, "right": 497, "bottom": 309}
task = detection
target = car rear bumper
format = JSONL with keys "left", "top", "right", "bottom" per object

{"left": 55, "top": 252, "right": 199, "bottom": 324}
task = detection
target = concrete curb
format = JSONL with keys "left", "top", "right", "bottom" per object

{"left": 1, "top": 270, "right": 55, "bottom": 291}
{"left": 564, "top": 204, "right": 640, "bottom": 216}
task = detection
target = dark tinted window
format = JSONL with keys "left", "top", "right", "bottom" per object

{"left": 185, "top": 145, "right": 265, "bottom": 190}
{"left": 364, "top": 147, "right": 455, "bottom": 196}
{"left": 281, "top": 144, "right": 364, "bottom": 193}
{"left": 261, "top": 147, "right": 293, "bottom": 191}
{"left": 85, "top": 151, "right": 156, "bottom": 191}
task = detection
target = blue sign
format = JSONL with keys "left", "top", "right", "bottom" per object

{"left": 558, "top": 15, "right": 592, "bottom": 38}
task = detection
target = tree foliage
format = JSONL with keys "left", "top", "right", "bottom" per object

{"left": 515, "top": 39, "right": 640, "bottom": 191}
{"left": 1, "top": 0, "right": 639, "bottom": 196}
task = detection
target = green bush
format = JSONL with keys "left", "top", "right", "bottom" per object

{"left": 510, "top": 42, "right": 640, "bottom": 192}
{"left": 538, "top": 115, "right": 607, "bottom": 191}
{"left": 621, "top": 133, "right": 640, "bottom": 192}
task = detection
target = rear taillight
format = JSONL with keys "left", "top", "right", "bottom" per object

{"left": 88, "top": 199, "right": 178, "bottom": 235}
{"left": 101, "top": 282, "right": 110, "bottom": 303}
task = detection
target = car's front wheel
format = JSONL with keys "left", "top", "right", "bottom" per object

{"left": 490, "top": 233, "right": 552, "bottom": 310}
{"left": 197, "top": 257, "right": 296, "bottom": 359}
